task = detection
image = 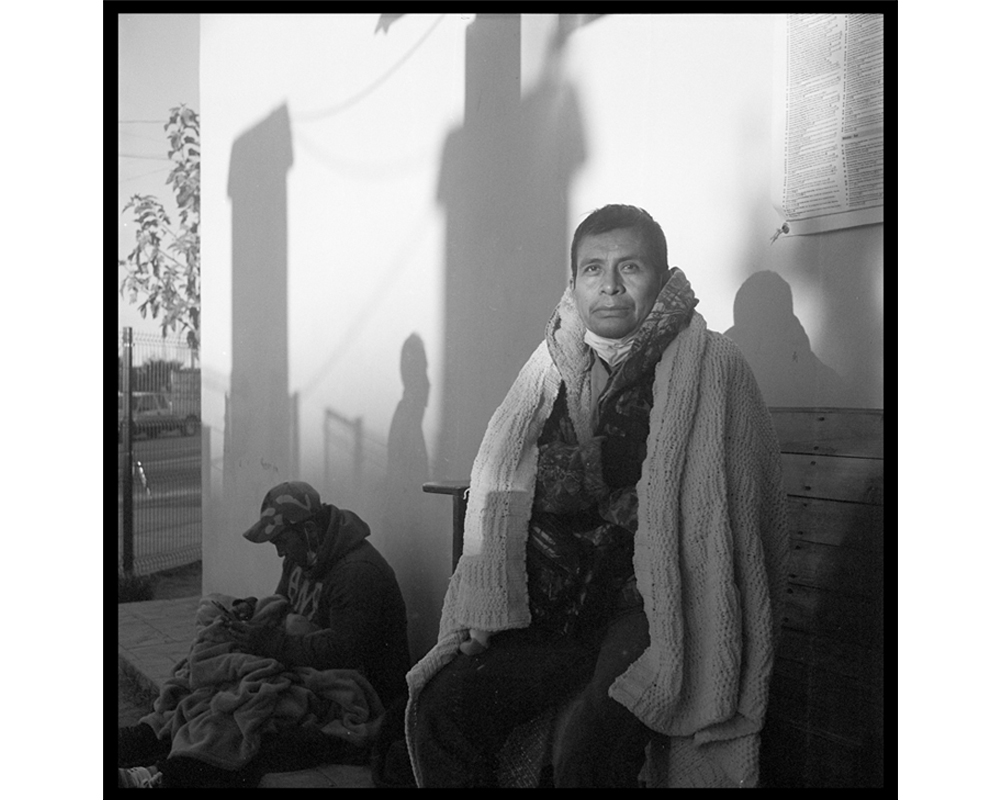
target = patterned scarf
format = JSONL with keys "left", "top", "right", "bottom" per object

{"left": 545, "top": 267, "right": 699, "bottom": 488}
{"left": 599, "top": 269, "right": 697, "bottom": 482}
{"left": 527, "top": 269, "right": 699, "bottom": 636}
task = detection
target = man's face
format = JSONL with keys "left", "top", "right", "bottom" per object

{"left": 271, "top": 528, "right": 310, "bottom": 568}
{"left": 572, "top": 227, "right": 664, "bottom": 339}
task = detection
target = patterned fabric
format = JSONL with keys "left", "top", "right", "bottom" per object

{"left": 242, "top": 481, "right": 323, "bottom": 543}
{"left": 525, "top": 269, "right": 698, "bottom": 638}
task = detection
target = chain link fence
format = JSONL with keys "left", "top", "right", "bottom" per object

{"left": 118, "top": 328, "right": 201, "bottom": 575}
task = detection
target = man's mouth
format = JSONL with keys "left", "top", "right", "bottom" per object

{"left": 594, "top": 306, "right": 631, "bottom": 315}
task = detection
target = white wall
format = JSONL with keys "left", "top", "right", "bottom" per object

{"left": 201, "top": 14, "right": 467, "bottom": 658}
{"left": 563, "top": 14, "right": 882, "bottom": 408}
{"left": 201, "top": 12, "right": 883, "bottom": 663}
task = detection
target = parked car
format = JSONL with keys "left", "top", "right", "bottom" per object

{"left": 118, "top": 391, "right": 199, "bottom": 440}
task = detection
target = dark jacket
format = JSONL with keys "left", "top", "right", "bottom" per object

{"left": 251, "top": 503, "right": 411, "bottom": 706}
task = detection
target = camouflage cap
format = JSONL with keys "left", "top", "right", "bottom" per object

{"left": 242, "top": 481, "right": 323, "bottom": 544}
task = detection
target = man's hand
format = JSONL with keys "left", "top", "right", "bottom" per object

{"left": 220, "top": 618, "right": 255, "bottom": 651}
{"left": 459, "top": 629, "right": 491, "bottom": 656}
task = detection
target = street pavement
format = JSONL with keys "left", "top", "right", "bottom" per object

{"left": 118, "top": 562, "right": 201, "bottom": 726}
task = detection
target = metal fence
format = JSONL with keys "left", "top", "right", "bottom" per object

{"left": 118, "top": 327, "right": 202, "bottom": 575}
{"left": 323, "top": 407, "right": 388, "bottom": 522}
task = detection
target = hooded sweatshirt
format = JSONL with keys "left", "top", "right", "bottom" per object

{"left": 249, "top": 503, "right": 411, "bottom": 706}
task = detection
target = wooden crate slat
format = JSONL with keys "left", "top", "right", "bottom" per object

{"left": 787, "top": 539, "right": 883, "bottom": 598}
{"left": 781, "top": 453, "right": 884, "bottom": 504}
{"left": 767, "top": 672, "right": 881, "bottom": 749}
{"left": 760, "top": 719, "right": 808, "bottom": 787}
{"left": 761, "top": 718, "right": 880, "bottom": 788}
{"left": 770, "top": 408, "right": 884, "bottom": 458}
{"left": 781, "top": 583, "right": 883, "bottom": 648}
{"left": 772, "top": 657, "right": 881, "bottom": 708}
{"left": 775, "top": 628, "right": 881, "bottom": 685}
{"left": 787, "top": 496, "right": 883, "bottom": 550}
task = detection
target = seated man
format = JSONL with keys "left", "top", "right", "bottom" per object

{"left": 118, "top": 481, "right": 411, "bottom": 788}
{"left": 406, "top": 205, "right": 788, "bottom": 788}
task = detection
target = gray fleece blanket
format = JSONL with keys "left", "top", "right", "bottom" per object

{"left": 140, "top": 594, "right": 384, "bottom": 772}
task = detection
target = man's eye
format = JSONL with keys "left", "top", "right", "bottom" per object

{"left": 620, "top": 262, "right": 638, "bottom": 272}
{"left": 582, "top": 264, "right": 601, "bottom": 274}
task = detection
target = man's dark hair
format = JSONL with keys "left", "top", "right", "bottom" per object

{"left": 570, "top": 204, "right": 669, "bottom": 281}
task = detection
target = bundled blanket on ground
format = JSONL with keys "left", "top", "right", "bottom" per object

{"left": 405, "top": 297, "right": 789, "bottom": 788}
{"left": 140, "top": 594, "right": 384, "bottom": 772}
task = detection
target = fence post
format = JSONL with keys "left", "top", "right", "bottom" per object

{"left": 121, "top": 327, "right": 135, "bottom": 575}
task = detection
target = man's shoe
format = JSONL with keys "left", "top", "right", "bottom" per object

{"left": 118, "top": 766, "right": 162, "bottom": 788}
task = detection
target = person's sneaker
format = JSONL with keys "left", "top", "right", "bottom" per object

{"left": 118, "top": 766, "right": 162, "bottom": 788}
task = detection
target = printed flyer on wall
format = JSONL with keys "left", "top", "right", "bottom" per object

{"left": 771, "top": 13, "right": 884, "bottom": 235}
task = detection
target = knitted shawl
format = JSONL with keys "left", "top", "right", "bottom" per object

{"left": 405, "top": 284, "right": 788, "bottom": 788}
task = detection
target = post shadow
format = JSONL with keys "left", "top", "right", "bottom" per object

{"left": 225, "top": 104, "right": 294, "bottom": 537}
{"left": 434, "top": 15, "right": 587, "bottom": 481}
{"left": 723, "top": 270, "right": 848, "bottom": 407}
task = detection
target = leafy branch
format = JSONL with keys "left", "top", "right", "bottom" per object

{"left": 120, "top": 105, "right": 200, "bottom": 354}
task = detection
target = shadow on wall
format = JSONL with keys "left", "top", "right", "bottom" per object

{"left": 434, "top": 15, "right": 587, "bottom": 480}
{"left": 224, "top": 104, "right": 295, "bottom": 580}
{"left": 724, "top": 270, "right": 848, "bottom": 408}
{"left": 381, "top": 333, "right": 445, "bottom": 660}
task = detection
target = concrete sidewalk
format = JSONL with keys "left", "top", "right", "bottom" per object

{"left": 118, "top": 597, "right": 376, "bottom": 788}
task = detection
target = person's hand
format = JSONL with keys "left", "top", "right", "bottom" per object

{"left": 220, "top": 617, "right": 255, "bottom": 651}
{"left": 232, "top": 597, "right": 257, "bottom": 621}
{"left": 459, "top": 629, "right": 491, "bottom": 656}
{"left": 284, "top": 613, "right": 319, "bottom": 636}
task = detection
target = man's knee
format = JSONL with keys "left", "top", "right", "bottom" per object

{"left": 413, "top": 654, "right": 487, "bottom": 746}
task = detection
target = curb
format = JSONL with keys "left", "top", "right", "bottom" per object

{"left": 118, "top": 652, "right": 161, "bottom": 708}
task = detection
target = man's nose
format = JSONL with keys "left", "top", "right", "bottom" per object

{"left": 601, "top": 269, "right": 624, "bottom": 293}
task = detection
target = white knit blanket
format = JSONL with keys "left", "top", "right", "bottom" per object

{"left": 405, "top": 304, "right": 788, "bottom": 787}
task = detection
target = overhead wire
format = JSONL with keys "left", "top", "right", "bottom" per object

{"left": 120, "top": 129, "right": 169, "bottom": 143}
{"left": 120, "top": 17, "right": 447, "bottom": 368}
{"left": 119, "top": 153, "right": 171, "bottom": 161}
{"left": 119, "top": 166, "right": 171, "bottom": 184}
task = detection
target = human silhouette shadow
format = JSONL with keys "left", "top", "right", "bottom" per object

{"left": 434, "top": 15, "right": 587, "bottom": 481}
{"left": 724, "top": 270, "right": 848, "bottom": 408}
{"left": 383, "top": 333, "right": 444, "bottom": 660}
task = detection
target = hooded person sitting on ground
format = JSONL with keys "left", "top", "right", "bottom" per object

{"left": 118, "top": 481, "right": 411, "bottom": 788}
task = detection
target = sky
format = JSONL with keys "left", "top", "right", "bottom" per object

{"left": 118, "top": 14, "right": 200, "bottom": 350}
